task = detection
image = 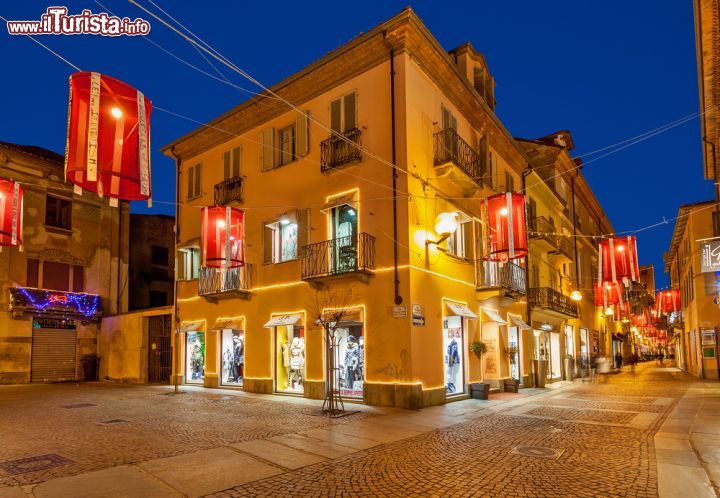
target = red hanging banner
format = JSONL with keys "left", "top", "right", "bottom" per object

{"left": 655, "top": 289, "right": 681, "bottom": 314}
{"left": 65, "top": 72, "right": 152, "bottom": 203}
{"left": 201, "top": 207, "right": 244, "bottom": 268}
{"left": 598, "top": 236, "right": 640, "bottom": 284}
{"left": 483, "top": 192, "right": 528, "bottom": 262}
{"left": 594, "top": 281, "right": 622, "bottom": 307}
{"left": 0, "top": 178, "right": 23, "bottom": 247}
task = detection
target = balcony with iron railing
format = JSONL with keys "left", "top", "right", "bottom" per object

{"left": 528, "top": 287, "right": 578, "bottom": 317}
{"left": 550, "top": 236, "right": 574, "bottom": 261}
{"left": 528, "top": 216, "right": 558, "bottom": 250}
{"left": 433, "top": 128, "right": 482, "bottom": 188}
{"left": 475, "top": 260, "right": 526, "bottom": 296}
{"left": 301, "top": 233, "right": 375, "bottom": 280}
{"left": 320, "top": 128, "right": 362, "bottom": 172}
{"left": 214, "top": 176, "right": 243, "bottom": 205}
{"left": 198, "top": 264, "right": 252, "bottom": 297}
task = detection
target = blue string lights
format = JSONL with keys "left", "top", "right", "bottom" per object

{"left": 9, "top": 287, "right": 100, "bottom": 318}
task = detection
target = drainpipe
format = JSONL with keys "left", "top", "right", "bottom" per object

{"left": 169, "top": 146, "right": 181, "bottom": 394}
{"left": 383, "top": 31, "right": 402, "bottom": 305}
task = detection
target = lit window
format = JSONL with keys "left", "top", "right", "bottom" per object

{"left": 180, "top": 247, "right": 200, "bottom": 280}
{"left": 446, "top": 214, "right": 471, "bottom": 259}
{"left": 266, "top": 219, "right": 298, "bottom": 263}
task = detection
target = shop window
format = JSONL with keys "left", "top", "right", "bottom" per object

{"left": 220, "top": 329, "right": 244, "bottom": 386}
{"left": 72, "top": 265, "right": 84, "bottom": 292}
{"left": 335, "top": 320, "right": 365, "bottom": 399}
{"left": 179, "top": 247, "right": 200, "bottom": 280}
{"left": 443, "top": 315, "right": 465, "bottom": 395}
{"left": 275, "top": 325, "right": 305, "bottom": 394}
{"left": 45, "top": 195, "right": 72, "bottom": 230}
{"left": 224, "top": 146, "right": 241, "bottom": 179}
{"left": 186, "top": 331, "right": 205, "bottom": 383}
{"left": 186, "top": 163, "right": 202, "bottom": 200}
{"left": 42, "top": 261, "right": 69, "bottom": 291}
{"left": 508, "top": 326, "right": 520, "bottom": 381}
{"left": 26, "top": 258, "right": 39, "bottom": 287}
{"left": 565, "top": 325, "right": 575, "bottom": 358}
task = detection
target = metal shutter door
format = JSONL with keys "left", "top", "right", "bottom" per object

{"left": 31, "top": 328, "right": 77, "bottom": 382}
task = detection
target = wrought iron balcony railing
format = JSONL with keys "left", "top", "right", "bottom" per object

{"left": 433, "top": 128, "right": 482, "bottom": 187}
{"left": 554, "top": 236, "right": 575, "bottom": 260}
{"left": 528, "top": 216, "right": 557, "bottom": 248}
{"left": 528, "top": 287, "right": 578, "bottom": 317}
{"left": 476, "top": 260, "right": 526, "bottom": 295}
{"left": 214, "top": 176, "right": 243, "bottom": 205}
{"left": 198, "top": 265, "right": 252, "bottom": 296}
{"left": 301, "top": 233, "right": 375, "bottom": 280}
{"left": 320, "top": 128, "right": 362, "bottom": 172}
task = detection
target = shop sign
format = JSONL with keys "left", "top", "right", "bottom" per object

{"left": 701, "top": 328, "right": 717, "bottom": 346}
{"left": 701, "top": 241, "right": 720, "bottom": 273}
{"left": 393, "top": 305, "right": 407, "bottom": 319}
{"left": 412, "top": 304, "right": 425, "bottom": 326}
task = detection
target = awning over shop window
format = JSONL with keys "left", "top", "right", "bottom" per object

{"left": 446, "top": 302, "right": 478, "bottom": 319}
{"left": 179, "top": 321, "right": 203, "bottom": 333}
{"left": 263, "top": 314, "right": 303, "bottom": 328}
{"left": 480, "top": 307, "right": 505, "bottom": 324}
{"left": 320, "top": 308, "right": 364, "bottom": 326}
{"left": 509, "top": 315, "right": 531, "bottom": 329}
{"left": 213, "top": 317, "right": 244, "bottom": 330}
{"left": 321, "top": 192, "right": 358, "bottom": 212}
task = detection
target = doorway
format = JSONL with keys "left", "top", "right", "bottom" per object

{"left": 331, "top": 204, "right": 358, "bottom": 273}
{"left": 508, "top": 326, "right": 521, "bottom": 382}
{"left": 148, "top": 314, "right": 172, "bottom": 384}
{"left": 443, "top": 315, "right": 466, "bottom": 396}
{"left": 31, "top": 317, "right": 77, "bottom": 383}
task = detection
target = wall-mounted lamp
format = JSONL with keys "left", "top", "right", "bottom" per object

{"left": 570, "top": 290, "right": 583, "bottom": 302}
{"left": 427, "top": 212, "right": 458, "bottom": 247}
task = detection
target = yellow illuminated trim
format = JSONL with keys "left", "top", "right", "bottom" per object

{"left": 410, "top": 265, "right": 475, "bottom": 288}
{"left": 325, "top": 188, "right": 360, "bottom": 203}
{"left": 178, "top": 296, "right": 201, "bottom": 303}
{"left": 244, "top": 377, "right": 272, "bottom": 380}
{"left": 215, "top": 315, "right": 246, "bottom": 323}
{"left": 251, "top": 280, "right": 306, "bottom": 292}
{"left": 180, "top": 319, "right": 206, "bottom": 326}
{"left": 269, "top": 310, "right": 308, "bottom": 392}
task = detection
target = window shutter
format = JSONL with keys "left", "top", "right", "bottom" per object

{"left": 177, "top": 250, "right": 186, "bottom": 281}
{"left": 26, "top": 258, "right": 39, "bottom": 287}
{"left": 296, "top": 111, "right": 309, "bottom": 157}
{"left": 73, "top": 265, "right": 84, "bottom": 292}
{"left": 479, "top": 136, "right": 488, "bottom": 180}
{"left": 330, "top": 99, "right": 342, "bottom": 133}
{"left": 223, "top": 151, "right": 231, "bottom": 180}
{"left": 194, "top": 163, "right": 202, "bottom": 198}
{"left": 450, "top": 113, "right": 458, "bottom": 131}
{"left": 462, "top": 222, "right": 473, "bottom": 260}
{"left": 442, "top": 106, "right": 450, "bottom": 130}
{"left": 263, "top": 224, "right": 274, "bottom": 264}
{"left": 489, "top": 154, "right": 497, "bottom": 190}
{"left": 233, "top": 147, "right": 241, "bottom": 177}
{"left": 343, "top": 92, "right": 356, "bottom": 132}
{"left": 260, "top": 128, "right": 275, "bottom": 171}
{"left": 187, "top": 165, "right": 194, "bottom": 199}
{"left": 474, "top": 220, "right": 483, "bottom": 260}
{"left": 296, "top": 208, "right": 310, "bottom": 256}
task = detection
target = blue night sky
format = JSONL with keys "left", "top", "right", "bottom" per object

{"left": 1, "top": 1, "right": 714, "bottom": 287}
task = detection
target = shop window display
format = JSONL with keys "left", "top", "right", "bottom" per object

{"left": 220, "top": 329, "right": 244, "bottom": 386}
{"left": 443, "top": 316, "right": 465, "bottom": 395}
{"left": 335, "top": 326, "right": 364, "bottom": 398}
{"left": 186, "top": 331, "right": 205, "bottom": 383}
{"left": 508, "top": 326, "right": 520, "bottom": 381}
{"left": 276, "top": 325, "right": 305, "bottom": 394}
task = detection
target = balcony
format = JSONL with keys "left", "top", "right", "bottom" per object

{"left": 476, "top": 260, "right": 526, "bottom": 296}
{"left": 198, "top": 265, "right": 252, "bottom": 298}
{"left": 214, "top": 176, "right": 243, "bottom": 205}
{"left": 433, "top": 128, "right": 482, "bottom": 188}
{"left": 550, "top": 236, "right": 574, "bottom": 262}
{"left": 528, "top": 216, "right": 557, "bottom": 251}
{"left": 301, "top": 233, "right": 375, "bottom": 281}
{"left": 320, "top": 128, "right": 362, "bottom": 172}
{"left": 528, "top": 287, "right": 578, "bottom": 318}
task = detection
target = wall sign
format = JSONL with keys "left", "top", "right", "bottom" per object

{"left": 701, "top": 241, "right": 720, "bottom": 273}
{"left": 412, "top": 304, "right": 425, "bottom": 326}
{"left": 393, "top": 305, "right": 407, "bottom": 319}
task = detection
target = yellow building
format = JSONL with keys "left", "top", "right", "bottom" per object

{"left": 163, "top": 8, "right": 615, "bottom": 406}
{"left": 665, "top": 201, "right": 720, "bottom": 379}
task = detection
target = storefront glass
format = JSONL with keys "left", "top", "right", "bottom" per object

{"left": 186, "top": 331, "right": 205, "bottom": 383}
{"left": 275, "top": 324, "right": 305, "bottom": 394}
{"left": 564, "top": 325, "right": 575, "bottom": 358}
{"left": 443, "top": 315, "right": 465, "bottom": 395}
{"left": 220, "top": 329, "right": 244, "bottom": 386}
{"left": 550, "top": 332, "right": 561, "bottom": 379}
{"left": 335, "top": 323, "right": 364, "bottom": 398}
{"left": 579, "top": 328, "right": 590, "bottom": 370}
{"left": 508, "top": 326, "right": 520, "bottom": 381}
{"left": 535, "top": 330, "right": 561, "bottom": 380}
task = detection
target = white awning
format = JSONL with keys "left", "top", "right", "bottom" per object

{"left": 263, "top": 314, "right": 303, "bottom": 328}
{"left": 446, "top": 302, "right": 478, "bottom": 319}
{"left": 212, "top": 317, "right": 244, "bottom": 330}
{"left": 481, "top": 308, "right": 506, "bottom": 324}
{"left": 509, "top": 315, "right": 531, "bottom": 330}
{"left": 179, "top": 321, "right": 203, "bottom": 333}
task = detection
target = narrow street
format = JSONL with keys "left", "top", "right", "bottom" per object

{"left": 0, "top": 362, "right": 717, "bottom": 497}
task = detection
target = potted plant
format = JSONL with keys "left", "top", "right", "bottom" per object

{"left": 81, "top": 353, "right": 100, "bottom": 381}
{"left": 469, "top": 341, "right": 490, "bottom": 400}
{"left": 507, "top": 345, "right": 519, "bottom": 364}
{"left": 563, "top": 353, "right": 575, "bottom": 380}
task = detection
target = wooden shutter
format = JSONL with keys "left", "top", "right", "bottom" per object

{"left": 194, "top": 164, "right": 202, "bottom": 198}
{"left": 177, "top": 250, "right": 186, "bottom": 281}
{"left": 232, "top": 147, "right": 241, "bottom": 177}
{"left": 479, "top": 136, "right": 488, "bottom": 179}
{"left": 330, "top": 99, "right": 342, "bottom": 133}
{"left": 186, "top": 165, "right": 194, "bottom": 199}
{"left": 223, "top": 151, "right": 231, "bottom": 180}
{"left": 442, "top": 106, "right": 450, "bottom": 130}
{"left": 462, "top": 222, "right": 473, "bottom": 260}
{"left": 489, "top": 153, "right": 497, "bottom": 190}
{"left": 474, "top": 220, "right": 483, "bottom": 260}
{"left": 297, "top": 208, "right": 310, "bottom": 257}
{"left": 343, "top": 92, "right": 356, "bottom": 132}
{"left": 260, "top": 129, "right": 274, "bottom": 171}
{"left": 43, "top": 261, "right": 69, "bottom": 291}
{"left": 72, "top": 265, "right": 84, "bottom": 292}
{"left": 263, "top": 224, "right": 274, "bottom": 264}
{"left": 27, "top": 258, "right": 39, "bottom": 287}
{"left": 296, "top": 111, "right": 309, "bottom": 157}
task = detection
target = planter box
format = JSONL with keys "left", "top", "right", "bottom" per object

{"left": 469, "top": 382, "right": 490, "bottom": 400}
{"left": 503, "top": 378, "right": 519, "bottom": 393}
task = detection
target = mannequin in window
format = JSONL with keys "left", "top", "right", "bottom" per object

{"left": 289, "top": 337, "right": 305, "bottom": 390}
{"left": 223, "top": 347, "right": 233, "bottom": 382}
{"left": 190, "top": 341, "right": 203, "bottom": 380}
{"left": 232, "top": 335, "right": 244, "bottom": 382}
{"left": 343, "top": 335, "right": 361, "bottom": 388}
{"left": 446, "top": 337, "right": 460, "bottom": 393}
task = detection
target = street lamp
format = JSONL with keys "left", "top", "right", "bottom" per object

{"left": 570, "top": 290, "right": 583, "bottom": 302}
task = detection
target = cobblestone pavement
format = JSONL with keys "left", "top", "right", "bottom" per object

{"left": 0, "top": 362, "right": 697, "bottom": 497}
{"left": 211, "top": 363, "right": 691, "bottom": 498}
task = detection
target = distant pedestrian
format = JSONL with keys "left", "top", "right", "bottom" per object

{"left": 658, "top": 351, "right": 664, "bottom": 365}
{"left": 615, "top": 352, "right": 623, "bottom": 369}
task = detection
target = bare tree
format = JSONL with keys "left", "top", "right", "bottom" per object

{"left": 307, "top": 286, "right": 356, "bottom": 417}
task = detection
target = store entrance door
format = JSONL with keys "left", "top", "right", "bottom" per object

{"left": 148, "top": 314, "right": 172, "bottom": 384}
{"left": 550, "top": 332, "right": 561, "bottom": 379}
{"left": 508, "top": 326, "right": 521, "bottom": 382}
{"left": 443, "top": 315, "right": 465, "bottom": 396}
